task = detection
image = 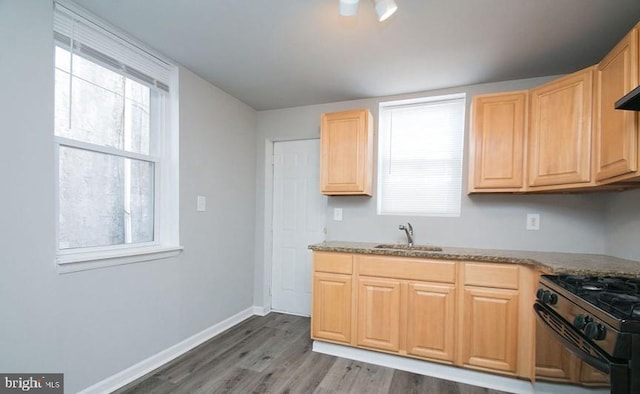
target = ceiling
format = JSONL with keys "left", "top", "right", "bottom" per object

{"left": 73, "top": 0, "right": 640, "bottom": 111}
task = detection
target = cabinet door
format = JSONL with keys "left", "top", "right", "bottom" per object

{"left": 469, "top": 91, "right": 527, "bottom": 192}
{"left": 357, "top": 277, "right": 401, "bottom": 352}
{"left": 462, "top": 287, "right": 518, "bottom": 374}
{"left": 529, "top": 67, "right": 594, "bottom": 187}
{"left": 579, "top": 363, "right": 609, "bottom": 386}
{"left": 406, "top": 282, "right": 455, "bottom": 362}
{"left": 312, "top": 272, "right": 352, "bottom": 344}
{"left": 320, "top": 109, "right": 373, "bottom": 195}
{"left": 595, "top": 26, "right": 639, "bottom": 182}
{"left": 535, "top": 320, "right": 575, "bottom": 382}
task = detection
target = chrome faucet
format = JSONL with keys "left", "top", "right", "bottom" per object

{"left": 398, "top": 223, "right": 414, "bottom": 247}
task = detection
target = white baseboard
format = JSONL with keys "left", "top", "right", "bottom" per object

{"left": 253, "top": 305, "right": 271, "bottom": 316}
{"left": 534, "top": 382, "right": 608, "bottom": 394}
{"left": 78, "top": 306, "right": 261, "bottom": 394}
{"left": 313, "top": 341, "right": 535, "bottom": 394}
{"left": 270, "top": 308, "right": 309, "bottom": 317}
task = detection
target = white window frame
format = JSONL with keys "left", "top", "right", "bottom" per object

{"left": 53, "top": 1, "right": 181, "bottom": 273}
{"left": 377, "top": 93, "right": 466, "bottom": 217}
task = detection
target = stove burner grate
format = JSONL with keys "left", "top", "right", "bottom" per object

{"left": 556, "top": 275, "right": 640, "bottom": 296}
{"left": 597, "top": 292, "right": 640, "bottom": 320}
{"left": 582, "top": 282, "right": 606, "bottom": 291}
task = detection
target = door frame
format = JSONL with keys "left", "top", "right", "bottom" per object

{"left": 260, "top": 137, "right": 325, "bottom": 315}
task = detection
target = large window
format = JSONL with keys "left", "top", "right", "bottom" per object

{"left": 54, "top": 2, "right": 180, "bottom": 272}
{"left": 377, "top": 94, "right": 465, "bottom": 217}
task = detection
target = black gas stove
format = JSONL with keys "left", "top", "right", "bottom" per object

{"left": 536, "top": 274, "right": 640, "bottom": 393}
{"left": 542, "top": 275, "right": 640, "bottom": 332}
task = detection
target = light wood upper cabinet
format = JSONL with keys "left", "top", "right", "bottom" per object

{"left": 466, "top": 20, "right": 640, "bottom": 193}
{"left": 528, "top": 67, "right": 595, "bottom": 189}
{"left": 595, "top": 25, "right": 639, "bottom": 183}
{"left": 320, "top": 109, "right": 374, "bottom": 196}
{"left": 469, "top": 91, "right": 528, "bottom": 192}
{"left": 356, "top": 277, "right": 402, "bottom": 352}
{"left": 406, "top": 282, "right": 456, "bottom": 362}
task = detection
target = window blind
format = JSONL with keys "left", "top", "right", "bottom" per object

{"left": 54, "top": 2, "right": 172, "bottom": 92}
{"left": 377, "top": 95, "right": 465, "bottom": 216}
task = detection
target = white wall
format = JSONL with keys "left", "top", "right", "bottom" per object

{"left": 604, "top": 188, "right": 640, "bottom": 261}
{"left": 253, "top": 77, "right": 609, "bottom": 309}
{"left": 0, "top": 2, "right": 257, "bottom": 392}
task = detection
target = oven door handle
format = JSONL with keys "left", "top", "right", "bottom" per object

{"left": 534, "top": 302, "right": 611, "bottom": 374}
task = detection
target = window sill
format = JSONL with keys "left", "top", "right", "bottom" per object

{"left": 56, "top": 245, "right": 183, "bottom": 274}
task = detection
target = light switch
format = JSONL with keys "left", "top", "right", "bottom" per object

{"left": 197, "top": 195, "right": 206, "bottom": 212}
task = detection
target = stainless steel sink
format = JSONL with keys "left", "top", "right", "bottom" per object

{"left": 373, "top": 244, "right": 442, "bottom": 252}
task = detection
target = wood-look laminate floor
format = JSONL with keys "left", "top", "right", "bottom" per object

{"left": 114, "top": 313, "right": 510, "bottom": 394}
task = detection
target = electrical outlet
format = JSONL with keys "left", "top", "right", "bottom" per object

{"left": 333, "top": 208, "right": 343, "bottom": 221}
{"left": 526, "top": 213, "right": 540, "bottom": 230}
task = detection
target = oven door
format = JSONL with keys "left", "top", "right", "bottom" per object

{"left": 534, "top": 301, "right": 629, "bottom": 393}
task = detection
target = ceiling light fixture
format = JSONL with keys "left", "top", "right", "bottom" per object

{"left": 338, "top": 0, "right": 398, "bottom": 21}
{"left": 339, "top": 0, "right": 360, "bottom": 17}
{"left": 373, "top": 0, "right": 397, "bottom": 21}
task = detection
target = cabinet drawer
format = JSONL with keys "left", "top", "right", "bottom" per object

{"left": 464, "top": 262, "right": 519, "bottom": 289}
{"left": 356, "top": 255, "right": 455, "bottom": 283}
{"left": 314, "top": 252, "right": 353, "bottom": 274}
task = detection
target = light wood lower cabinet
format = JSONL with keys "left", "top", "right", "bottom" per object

{"left": 312, "top": 252, "right": 537, "bottom": 380}
{"left": 535, "top": 319, "right": 574, "bottom": 382}
{"left": 406, "top": 282, "right": 456, "bottom": 362}
{"left": 312, "top": 272, "right": 352, "bottom": 344}
{"left": 356, "top": 277, "right": 401, "bottom": 352}
{"left": 355, "top": 277, "right": 456, "bottom": 362}
{"left": 461, "top": 286, "right": 519, "bottom": 373}
{"left": 457, "top": 262, "right": 537, "bottom": 378}
{"left": 536, "top": 319, "right": 609, "bottom": 386}
{"left": 356, "top": 256, "right": 457, "bottom": 361}
{"left": 311, "top": 252, "right": 354, "bottom": 345}
{"left": 580, "top": 364, "right": 609, "bottom": 385}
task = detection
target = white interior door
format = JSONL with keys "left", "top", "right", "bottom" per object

{"left": 272, "top": 139, "right": 327, "bottom": 315}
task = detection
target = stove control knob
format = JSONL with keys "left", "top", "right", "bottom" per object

{"left": 573, "top": 315, "right": 590, "bottom": 330}
{"left": 584, "top": 322, "right": 606, "bottom": 341}
{"left": 536, "top": 289, "right": 558, "bottom": 305}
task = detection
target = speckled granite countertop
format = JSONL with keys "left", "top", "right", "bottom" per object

{"left": 309, "top": 241, "right": 640, "bottom": 278}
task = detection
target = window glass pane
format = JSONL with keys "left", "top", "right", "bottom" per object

{"left": 378, "top": 96, "right": 465, "bottom": 217}
{"left": 124, "top": 79, "right": 151, "bottom": 155}
{"left": 73, "top": 52, "right": 125, "bottom": 95}
{"left": 128, "top": 158, "right": 155, "bottom": 244}
{"left": 54, "top": 46, "right": 152, "bottom": 155}
{"left": 54, "top": 68, "right": 70, "bottom": 136}
{"left": 58, "top": 146, "right": 154, "bottom": 249}
{"left": 55, "top": 46, "right": 71, "bottom": 73}
{"left": 70, "top": 70, "right": 125, "bottom": 148}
